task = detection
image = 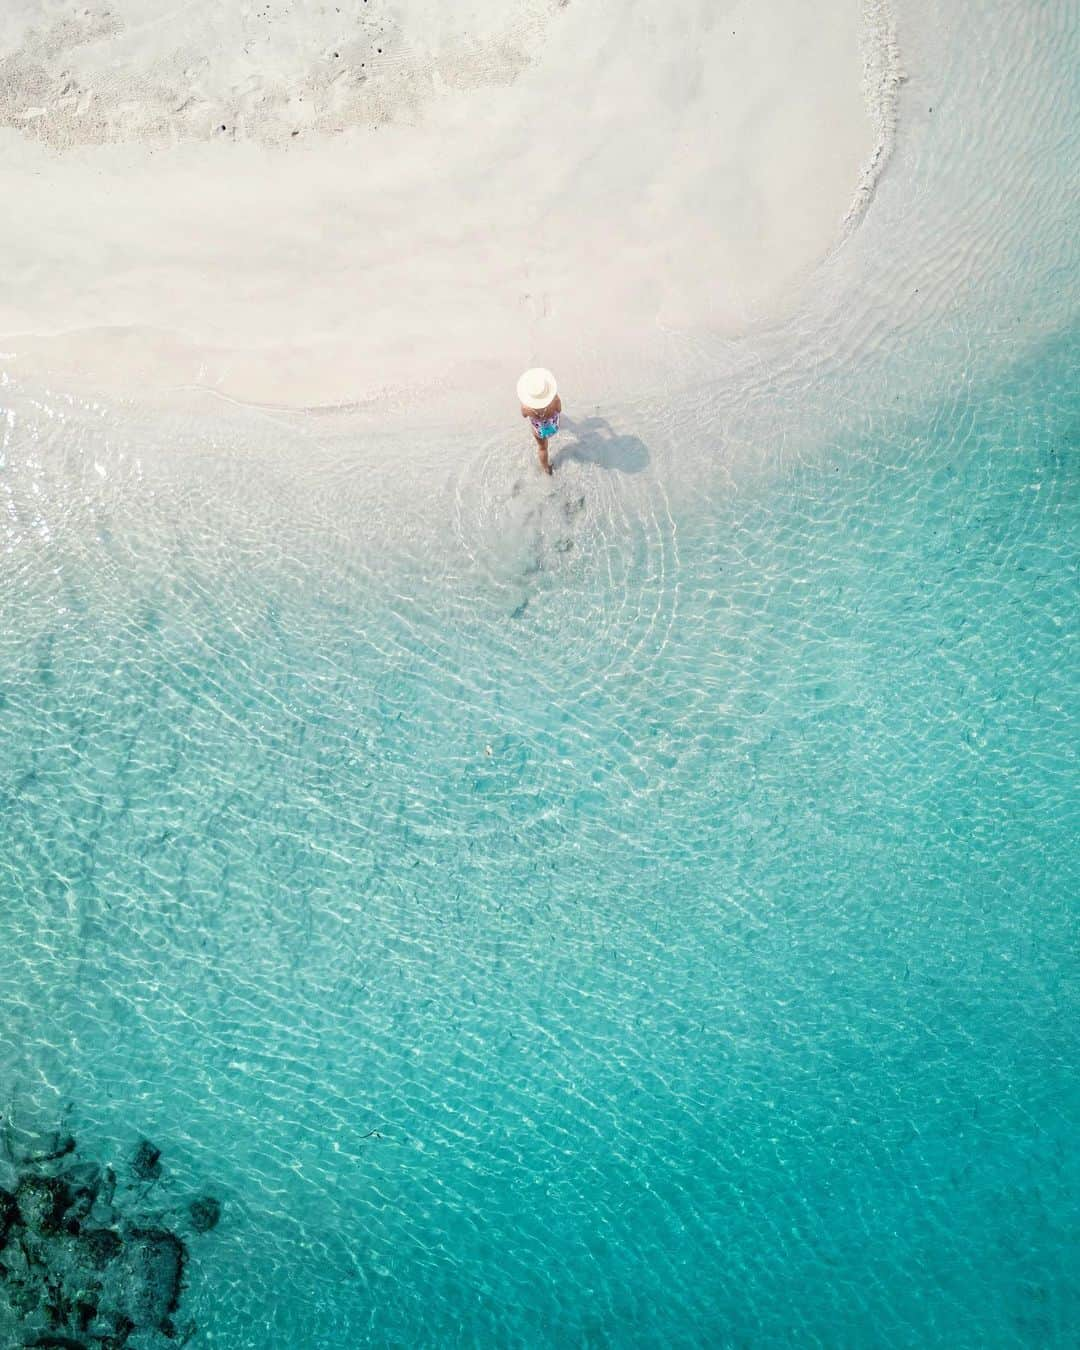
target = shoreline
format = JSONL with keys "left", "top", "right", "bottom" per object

{"left": 0, "top": 0, "right": 893, "bottom": 410}
{"left": 841, "top": 0, "right": 905, "bottom": 237}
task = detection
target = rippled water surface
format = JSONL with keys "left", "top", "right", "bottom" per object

{"left": 2, "top": 0, "right": 1079, "bottom": 1344}
{"left": 2, "top": 328, "right": 1076, "bottom": 1346}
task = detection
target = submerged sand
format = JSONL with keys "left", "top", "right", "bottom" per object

{"left": 0, "top": 0, "right": 900, "bottom": 408}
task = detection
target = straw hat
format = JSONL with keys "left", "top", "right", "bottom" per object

{"left": 517, "top": 367, "right": 558, "bottom": 411}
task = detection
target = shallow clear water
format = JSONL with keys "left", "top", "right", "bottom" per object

{"left": 2, "top": 328, "right": 1076, "bottom": 1346}
{"left": 2, "top": 0, "right": 1079, "bottom": 1344}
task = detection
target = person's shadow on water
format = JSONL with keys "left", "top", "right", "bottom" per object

{"left": 555, "top": 415, "right": 650, "bottom": 475}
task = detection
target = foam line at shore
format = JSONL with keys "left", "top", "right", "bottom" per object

{"left": 843, "top": 0, "right": 905, "bottom": 235}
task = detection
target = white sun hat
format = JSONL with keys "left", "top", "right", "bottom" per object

{"left": 517, "top": 367, "right": 558, "bottom": 411}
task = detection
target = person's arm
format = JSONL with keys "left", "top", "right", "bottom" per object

{"left": 553, "top": 395, "right": 562, "bottom": 414}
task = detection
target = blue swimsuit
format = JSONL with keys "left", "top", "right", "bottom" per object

{"left": 530, "top": 410, "right": 560, "bottom": 439}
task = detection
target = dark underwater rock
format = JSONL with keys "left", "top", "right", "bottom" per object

{"left": 2, "top": 1125, "right": 214, "bottom": 1347}
{"left": 187, "top": 1195, "right": 221, "bottom": 1233}
{"left": 15, "top": 1175, "right": 72, "bottom": 1236}
{"left": 109, "top": 1315, "right": 136, "bottom": 1348}
{"left": 130, "top": 1140, "right": 162, "bottom": 1181}
{"left": 118, "top": 1228, "right": 185, "bottom": 1329}
{"left": 0, "top": 1185, "right": 18, "bottom": 1244}
{"left": 8, "top": 1277, "right": 40, "bottom": 1315}
{"left": 85, "top": 1311, "right": 134, "bottom": 1346}
{"left": 80, "top": 1226, "right": 124, "bottom": 1270}
{"left": 58, "top": 1163, "right": 101, "bottom": 1225}
{"left": 22, "top": 1134, "right": 77, "bottom": 1164}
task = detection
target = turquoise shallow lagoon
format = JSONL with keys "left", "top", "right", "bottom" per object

{"left": 1, "top": 0, "right": 1079, "bottom": 1341}
{"left": 1, "top": 327, "right": 1076, "bottom": 1345}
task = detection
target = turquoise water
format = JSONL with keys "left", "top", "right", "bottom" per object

{"left": 1, "top": 327, "right": 1076, "bottom": 1345}
{"left": 2, "top": 0, "right": 1079, "bottom": 1334}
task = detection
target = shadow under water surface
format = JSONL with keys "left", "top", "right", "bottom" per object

{"left": 556, "top": 416, "right": 651, "bottom": 475}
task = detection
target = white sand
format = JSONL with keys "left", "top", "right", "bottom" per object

{"left": 0, "top": 0, "right": 897, "bottom": 409}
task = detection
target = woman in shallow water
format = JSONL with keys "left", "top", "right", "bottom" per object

{"left": 518, "top": 367, "right": 561, "bottom": 475}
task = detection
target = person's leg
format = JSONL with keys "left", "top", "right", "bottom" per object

{"left": 534, "top": 435, "right": 553, "bottom": 474}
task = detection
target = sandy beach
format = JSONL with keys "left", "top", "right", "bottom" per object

{"left": 0, "top": 0, "right": 898, "bottom": 408}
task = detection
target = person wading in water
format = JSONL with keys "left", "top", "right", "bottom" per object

{"left": 517, "top": 367, "right": 561, "bottom": 475}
